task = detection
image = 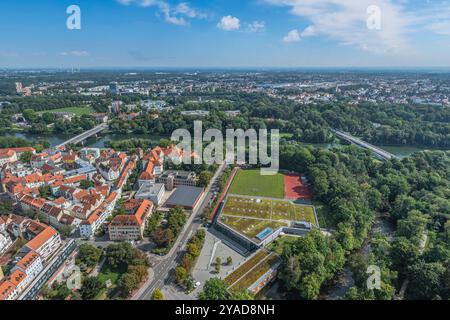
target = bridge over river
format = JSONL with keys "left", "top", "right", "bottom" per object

{"left": 332, "top": 129, "right": 400, "bottom": 161}
{"left": 55, "top": 123, "right": 108, "bottom": 149}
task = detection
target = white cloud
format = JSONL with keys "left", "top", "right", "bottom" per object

{"left": 282, "top": 29, "right": 301, "bottom": 43}
{"left": 116, "top": 0, "right": 206, "bottom": 26}
{"left": 174, "top": 2, "right": 206, "bottom": 19}
{"left": 217, "top": 16, "right": 241, "bottom": 31}
{"left": 60, "top": 51, "right": 89, "bottom": 57}
{"left": 427, "top": 21, "right": 450, "bottom": 36}
{"left": 247, "top": 21, "right": 266, "bottom": 33}
{"left": 301, "top": 25, "right": 316, "bottom": 37}
{"left": 264, "top": 0, "right": 415, "bottom": 53}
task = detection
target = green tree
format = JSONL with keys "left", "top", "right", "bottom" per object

{"left": 105, "top": 243, "right": 136, "bottom": 268}
{"left": 38, "top": 185, "right": 52, "bottom": 198}
{"left": 151, "top": 288, "right": 164, "bottom": 300}
{"left": 197, "top": 171, "right": 213, "bottom": 187}
{"left": 20, "top": 151, "right": 33, "bottom": 163}
{"left": 198, "top": 278, "right": 230, "bottom": 300}
{"left": 80, "top": 277, "right": 104, "bottom": 300}
{"left": 215, "top": 257, "right": 221, "bottom": 274}
{"left": 118, "top": 272, "right": 140, "bottom": 297}
{"left": 22, "top": 108, "right": 38, "bottom": 123}
{"left": 390, "top": 237, "right": 420, "bottom": 276}
{"left": 76, "top": 244, "right": 103, "bottom": 269}
{"left": 175, "top": 266, "right": 188, "bottom": 285}
{"left": 187, "top": 243, "right": 200, "bottom": 258}
{"left": 407, "top": 260, "right": 446, "bottom": 299}
{"left": 167, "top": 207, "right": 187, "bottom": 235}
{"left": 79, "top": 180, "right": 95, "bottom": 190}
{"left": 396, "top": 210, "right": 429, "bottom": 245}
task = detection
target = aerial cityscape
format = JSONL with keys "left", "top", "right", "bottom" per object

{"left": 0, "top": 0, "right": 449, "bottom": 312}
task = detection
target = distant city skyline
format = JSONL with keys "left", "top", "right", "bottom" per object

{"left": 1, "top": 0, "right": 450, "bottom": 68}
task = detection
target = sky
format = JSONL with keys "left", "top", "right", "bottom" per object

{"left": 1, "top": 0, "right": 450, "bottom": 68}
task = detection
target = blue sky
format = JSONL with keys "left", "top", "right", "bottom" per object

{"left": 1, "top": 0, "right": 450, "bottom": 68}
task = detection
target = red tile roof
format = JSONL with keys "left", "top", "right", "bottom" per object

{"left": 26, "top": 226, "right": 57, "bottom": 251}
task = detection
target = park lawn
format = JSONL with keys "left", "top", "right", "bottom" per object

{"left": 97, "top": 263, "right": 125, "bottom": 286}
{"left": 95, "top": 263, "right": 127, "bottom": 300}
{"left": 228, "top": 169, "right": 285, "bottom": 198}
{"left": 44, "top": 106, "right": 94, "bottom": 116}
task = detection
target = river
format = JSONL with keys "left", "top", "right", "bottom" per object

{"left": 4, "top": 132, "right": 448, "bottom": 157}
{"left": 6, "top": 132, "right": 167, "bottom": 148}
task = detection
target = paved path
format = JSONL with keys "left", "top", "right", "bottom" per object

{"left": 132, "top": 163, "right": 228, "bottom": 300}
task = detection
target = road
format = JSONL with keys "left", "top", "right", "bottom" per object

{"left": 133, "top": 162, "right": 228, "bottom": 300}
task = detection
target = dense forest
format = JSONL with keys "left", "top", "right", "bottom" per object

{"left": 276, "top": 143, "right": 449, "bottom": 300}
{"left": 107, "top": 94, "right": 450, "bottom": 148}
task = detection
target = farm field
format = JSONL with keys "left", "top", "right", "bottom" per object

{"left": 42, "top": 106, "right": 94, "bottom": 116}
{"left": 228, "top": 169, "right": 284, "bottom": 198}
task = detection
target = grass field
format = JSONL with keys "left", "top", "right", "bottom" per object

{"left": 223, "top": 196, "right": 316, "bottom": 223}
{"left": 220, "top": 195, "right": 317, "bottom": 240}
{"left": 43, "top": 106, "right": 94, "bottom": 116}
{"left": 228, "top": 169, "right": 285, "bottom": 198}
{"left": 220, "top": 215, "right": 288, "bottom": 239}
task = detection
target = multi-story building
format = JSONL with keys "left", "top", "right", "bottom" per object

{"left": 80, "top": 191, "right": 118, "bottom": 238}
{"left": 0, "top": 279, "right": 18, "bottom": 300}
{"left": 135, "top": 183, "right": 165, "bottom": 205}
{"left": 108, "top": 199, "right": 153, "bottom": 241}
{"left": 0, "top": 149, "right": 18, "bottom": 166}
{"left": 0, "top": 232, "right": 12, "bottom": 255}
{"left": 22, "top": 226, "right": 61, "bottom": 261}
{"left": 12, "top": 250, "right": 43, "bottom": 285}
{"left": 156, "top": 170, "right": 197, "bottom": 190}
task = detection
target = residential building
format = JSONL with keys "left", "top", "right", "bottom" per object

{"left": 0, "top": 149, "right": 18, "bottom": 166}
{"left": 109, "top": 199, "right": 153, "bottom": 241}
{"left": 0, "top": 232, "right": 13, "bottom": 255}
{"left": 23, "top": 225, "right": 61, "bottom": 261}
{"left": 12, "top": 250, "right": 43, "bottom": 283}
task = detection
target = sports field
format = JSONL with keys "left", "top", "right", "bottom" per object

{"left": 284, "top": 174, "right": 312, "bottom": 201}
{"left": 228, "top": 169, "right": 284, "bottom": 198}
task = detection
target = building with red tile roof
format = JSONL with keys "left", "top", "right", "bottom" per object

{"left": 24, "top": 225, "right": 61, "bottom": 260}
{"left": 108, "top": 199, "right": 153, "bottom": 241}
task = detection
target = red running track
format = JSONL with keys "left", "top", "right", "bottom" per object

{"left": 284, "top": 173, "right": 312, "bottom": 200}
